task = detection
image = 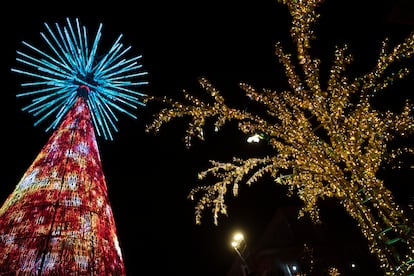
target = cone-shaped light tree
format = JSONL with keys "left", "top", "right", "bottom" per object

{"left": 146, "top": 0, "right": 414, "bottom": 274}
{"left": 0, "top": 18, "right": 147, "bottom": 274}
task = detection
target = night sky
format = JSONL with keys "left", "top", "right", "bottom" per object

{"left": 1, "top": 1, "right": 413, "bottom": 275}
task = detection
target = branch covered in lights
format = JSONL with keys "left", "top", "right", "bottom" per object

{"left": 146, "top": 0, "right": 414, "bottom": 274}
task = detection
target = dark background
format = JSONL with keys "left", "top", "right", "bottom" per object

{"left": 0, "top": 1, "right": 413, "bottom": 275}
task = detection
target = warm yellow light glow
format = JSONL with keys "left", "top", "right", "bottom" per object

{"left": 231, "top": 232, "right": 245, "bottom": 249}
{"left": 146, "top": 0, "right": 414, "bottom": 274}
{"left": 233, "top": 232, "right": 244, "bottom": 242}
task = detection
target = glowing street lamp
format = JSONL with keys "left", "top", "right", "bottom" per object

{"left": 231, "top": 232, "right": 247, "bottom": 262}
{"left": 231, "top": 231, "right": 253, "bottom": 275}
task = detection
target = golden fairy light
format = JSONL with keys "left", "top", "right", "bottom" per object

{"left": 145, "top": 0, "right": 414, "bottom": 274}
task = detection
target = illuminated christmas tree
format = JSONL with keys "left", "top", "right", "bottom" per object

{"left": 0, "top": 18, "right": 147, "bottom": 274}
{"left": 146, "top": 0, "right": 414, "bottom": 275}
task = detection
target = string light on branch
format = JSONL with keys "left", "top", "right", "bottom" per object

{"left": 146, "top": 0, "right": 414, "bottom": 274}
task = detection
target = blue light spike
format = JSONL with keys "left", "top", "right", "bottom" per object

{"left": 40, "top": 33, "right": 73, "bottom": 72}
{"left": 93, "top": 36, "right": 123, "bottom": 75}
{"left": 13, "top": 18, "right": 147, "bottom": 140}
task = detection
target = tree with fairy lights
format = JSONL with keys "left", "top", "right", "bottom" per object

{"left": 145, "top": 0, "right": 414, "bottom": 275}
{"left": 0, "top": 18, "right": 147, "bottom": 274}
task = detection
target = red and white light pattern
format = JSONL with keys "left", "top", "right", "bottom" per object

{"left": 0, "top": 97, "right": 125, "bottom": 275}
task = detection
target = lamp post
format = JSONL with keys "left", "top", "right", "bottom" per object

{"left": 231, "top": 232, "right": 253, "bottom": 276}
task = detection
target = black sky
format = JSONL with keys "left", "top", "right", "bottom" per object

{"left": 1, "top": 1, "right": 413, "bottom": 275}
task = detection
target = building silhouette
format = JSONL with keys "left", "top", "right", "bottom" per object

{"left": 227, "top": 205, "right": 383, "bottom": 276}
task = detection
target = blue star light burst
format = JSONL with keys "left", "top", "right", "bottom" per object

{"left": 12, "top": 18, "right": 148, "bottom": 140}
